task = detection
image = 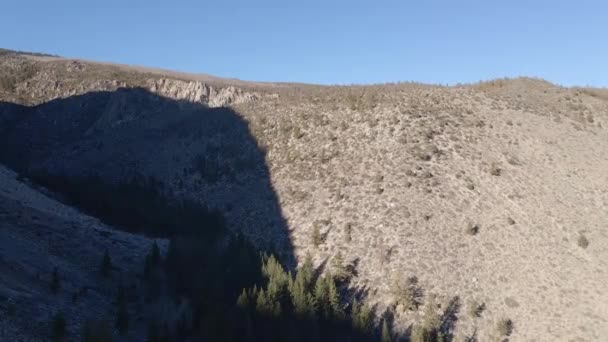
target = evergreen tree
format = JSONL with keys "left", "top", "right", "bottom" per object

{"left": 144, "top": 254, "right": 153, "bottom": 280}
{"left": 411, "top": 295, "right": 443, "bottom": 342}
{"left": 147, "top": 322, "right": 160, "bottom": 342}
{"left": 150, "top": 241, "right": 161, "bottom": 266}
{"left": 255, "top": 288, "right": 271, "bottom": 315}
{"left": 314, "top": 276, "right": 330, "bottom": 318}
{"left": 82, "top": 319, "right": 112, "bottom": 342}
{"left": 290, "top": 270, "right": 316, "bottom": 318}
{"left": 326, "top": 275, "right": 344, "bottom": 320}
{"left": 352, "top": 300, "right": 373, "bottom": 335}
{"left": 115, "top": 284, "right": 129, "bottom": 335}
{"left": 331, "top": 252, "right": 352, "bottom": 284}
{"left": 51, "top": 311, "right": 66, "bottom": 341}
{"left": 262, "top": 255, "right": 290, "bottom": 311}
{"left": 164, "top": 238, "right": 179, "bottom": 271}
{"left": 51, "top": 267, "right": 60, "bottom": 294}
{"left": 381, "top": 319, "right": 392, "bottom": 342}
{"left": 100, "top": 250, "right": 112, "bottom": 278}
{"left": 237, "top": 288, "right": 251, "bottom": 310}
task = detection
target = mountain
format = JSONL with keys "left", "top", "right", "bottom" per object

{"left": 1, "top": 48, "right": 607, "bottom": 341}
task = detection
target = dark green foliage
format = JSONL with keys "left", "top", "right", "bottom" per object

{"left": 144, "top": 241, "right": 162, "bottom": 283}
{"left": 28, "top": 172, "right": 224, "bottom": 238}
{"left": 82, "top": 320, "right": 113, "bottom": 342}
{"left": 381, "top": 319, "right": 392, "bottom": 342}
{"left": 331, "top": 252, "right": 354, "bottom": 284}
{"left": 115, "top": 284, "right": 129, "bottom": 335}
{"left": 234, "top": 255, "right": 377, "bottom": 342}
{"left": 411, "top": 297, "right": 443, "bottom": 342}
{"left": 150, "top": 241, "right": 161, "bottom": 265}
{"left": 100, "top": 250, "right": 112, "bottom": 278}
{"left": 351, "top": 299, "right": 374, "bottom": 335}
{"left": 51, "top": 312, "right": 66, "bottom": 341}
{"left": 314, "top": 275, "right": 343, "bottom": 320}
{"left": 393, "top": 276, "right": 423, "bottom": 311}
{"left": 27, "top": 168, "right": 385, "bottom": 341}
{"left": 51, "top": 267, "right": 60, "bottom": 294}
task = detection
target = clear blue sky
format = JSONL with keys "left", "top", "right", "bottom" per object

{"left": 2, "top": 0, "right": 607, "bottom": 86}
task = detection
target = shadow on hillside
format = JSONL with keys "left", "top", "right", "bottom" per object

{"left": 0, "top": 88, "right": 294, "bottom": 266}
{"left": 0, "top": 88, "right": 401, "bottom": 341}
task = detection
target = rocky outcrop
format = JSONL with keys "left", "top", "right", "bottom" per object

{"left": 147, "top": 78, "right": 260, "bottom": 107}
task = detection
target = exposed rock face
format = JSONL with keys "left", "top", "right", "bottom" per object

{"left": 148, "top": 78, "right": 259, "bottom": 107}
{"left": 1, "top": 55, "right": 264, "bottom": 108}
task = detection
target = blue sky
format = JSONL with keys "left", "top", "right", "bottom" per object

{"left": 2, "top": 0, "right": 607, "bottom": 86}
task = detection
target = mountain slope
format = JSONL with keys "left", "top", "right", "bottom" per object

{"left": 0, "top": 165, "right": 166, "bottom": 340}
{"left": 1, "top": 50, "right": 607, "bottom": 341}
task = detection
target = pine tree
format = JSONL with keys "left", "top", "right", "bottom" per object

{"left": 116, "top": 284, "right": 129, "bottom": 335}
{"left": 100, "top": 250, "right": 112, "bottom": 278}
{"left": 331, "top": 252, "right": 351, "bottom": 284}
{"left": 82, "top": 319, "right": 112, "bottom": 342}
{"left": 298, "top": 253, "right": 314, "bottom": 291}
{"left": 352, "top": 300, "right": 373, "bottom": 334}
{"left": 51, "top": 311, "right": 66, "bottom": 341}
{"left": 326, "top": 276, "right": 343, "bottom": 320}
{"left": 412, "top": 295, "right": 442, "bottom": 342}
{"left": 262, "top": 255, "right": 290, "bottom": 311}
{"left": 164, "top": 238, "right": 179, "bottom": 271}
{"left": 290, "top": 270, "right": 315, "bottom": 318}
{"left": 150, "top": 241, "right": 161, "bottom": 266}
{"left": 147, "top": 322, "right": 160, "bottom": 342}
{"left": 237, "top": 289, "right": 250, "bottom": 310}
{"left": 51, "top": 267, "right": 60, "bottom": 294}
{"left": 381, "top": 319, "right": 392, "bottom": 342}
{"left": 314, "top": 276, "right": 329, "bottom": 318}
{"left": 144, "top": 254, "right": 152, "bottom": 280}
{"left": 255, "top": 288, "right": 270, "bottom": 315}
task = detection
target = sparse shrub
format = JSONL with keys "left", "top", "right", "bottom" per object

{"left": 331, "top": 252, "right": 354, "bottom": 284}
{"left": 312, "top": 224, "right": 323, "bottom": 247}
{"left": 465, "top": 223, "right": 479, "bottom": 236}
{"left": 497, "top": 318, "right": 513, "bottom": 337}
{"left": 578, "top": 234, "right": 589, "bottom": 248}
{"left": 344, "top": 223, "right": 352, "bottom": 243}
{"left": 467, "top": 300, "right": 485, "bottom": 318}
{"left": 507, "top": 217, "right": 515, "bottom": 225}
{"left": 490, "top": 163, "right": 502, "bottom": 176}
{"left": 393, "top": 276, "right": 423, "bottom": 311}
{"left": 410, "top": 295, "right": 444, "bottom": 342}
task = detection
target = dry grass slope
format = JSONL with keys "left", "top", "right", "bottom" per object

{"left": 1, "top": 50, "right": 607, "bottom": 341}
